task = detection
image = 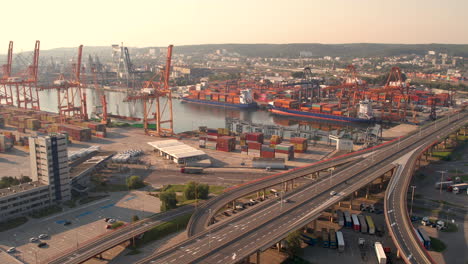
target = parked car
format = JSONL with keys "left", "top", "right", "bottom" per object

{"left": 7, "top": 247, "right": 16, "bottom": 253}
{"left": 38, "top": 234, "right": 48, "bottom": 239}
{"left": 37, "top": 242, "right": 47, "bottom": 248}
{"left": 105, "top": 224, "right": 112, "bottom": 229}
{"left": 330, "top": 191, "right": 337, "bottom": 196}
{"left": 104, "top": 218, "right": 111, "bottom": 222}
{"left": 108, "top": 219, "right": 116, "bottom": 224}
{"left": 29, "top": 237, "right": 39, "bottom": 243}
{"left": 64, "top": 221, "right": 72, "bottom": 226}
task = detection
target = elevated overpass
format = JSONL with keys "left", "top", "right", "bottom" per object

{"left": 135, "top": 113, "right": 466, "bottom": 264}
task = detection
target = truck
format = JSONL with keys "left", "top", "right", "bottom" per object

{"left": 414, "top": 228, "right": 424, "bottom": 246}
{"left": 351, "top": 214, "right": 360, "bottom": 231}
{"left": 180, "top": 167, "right": 204, "bottom": 174}
{"left": 329, "top": 229, "right": 337, "bottom": 249}
{"left": 451, "top": 183, "right": 468, "bottom": 194}
{"left": 321, "top": 228, "right": 329, "bottom": 248}
{"left": 358, "top": 215, "right": 368, "bottom": 233}
{"left": 344, "top": 211, "right": 352, "bottom": 228}
{"left": 336, "top": 210, "right": 344, "bottom": 226}
{"left": 365, "top": 215, "right": 375, "bottom": 235}
{"left": 374, "top": 242, "right": 387, "bottom": 264}
{"left": 336, "top": 231, "right": 345, "bottom": 252}
{"left": 434, "top": 181, "right": 453, "bottom": 190}
{"left": 417, "top": 228, "right": 431, "bottom": 250}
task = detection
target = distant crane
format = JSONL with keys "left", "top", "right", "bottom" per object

{"left": 124, "top": 45, "right": 174, "bottom": 137}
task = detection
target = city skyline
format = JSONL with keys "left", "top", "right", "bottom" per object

{"left": 0, "top": 0, "right": 467, "bottom": 52}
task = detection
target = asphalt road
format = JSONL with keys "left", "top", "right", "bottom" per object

{"left": 136, "top": 112, "right": 467, "bottom": 264}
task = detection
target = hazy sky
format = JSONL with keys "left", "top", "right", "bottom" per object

{"left": 1, "top": 0, "right": 467, "bottom": 52}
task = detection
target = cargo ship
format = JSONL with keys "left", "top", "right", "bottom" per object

{"left": 268, "top": 99, "right": 374, "bottom": 123}
{"left": 181, "top": 89, "right": 258, "bottom": 109}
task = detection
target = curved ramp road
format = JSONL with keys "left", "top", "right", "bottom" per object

{"left": 385, "top": 114, "right": 466, "bottom": 264}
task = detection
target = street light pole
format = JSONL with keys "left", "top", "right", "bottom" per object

{"left": 437, "top": 171, "right": 446, "bottom": 197}
{"left": 410, "top": 186, "right": 416, "bottom": 217}
{"left": 208, "top": 208, "right": 212, "bottom": 249}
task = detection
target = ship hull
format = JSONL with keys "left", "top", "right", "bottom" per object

{"left": 181, "top": 97, "right": 258, "bottom": 109}
{"left": 270, "top": 107, "right": 373, "bottom": 123}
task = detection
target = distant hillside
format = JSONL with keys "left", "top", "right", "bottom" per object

{"left": 2, "top": 43, "right": 468, "bottom": 61}
{"left": 172, "top": 43, "right": 468, "bottom": 58}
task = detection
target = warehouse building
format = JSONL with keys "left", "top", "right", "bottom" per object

{"left": 148, "top": 140, "right": 209, "bottom": 165}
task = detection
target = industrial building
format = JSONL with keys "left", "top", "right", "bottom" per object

{"left": 148, "top": 140, "right": 208, "bottom": 165}
{"left": 0, "top": 134, "right": 71, "bottom": 222}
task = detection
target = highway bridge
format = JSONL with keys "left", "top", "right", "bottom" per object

{"left": 135, "top": 112, "right": 467, "bottom": 264}
{"left": 44, "top": 112, "right": 466, "bottom": 264}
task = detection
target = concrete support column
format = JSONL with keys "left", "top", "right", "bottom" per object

{"left": 396, "top": 249, "right": 401, "bottom": 258}
{"left": 232, "top": 200, "right": 236, "bottom": 209}
{"left": 276, "top": 242, "right": 281, "bottom": 252}
{"left": 349, "top": 193, "right": 354, "bottom": 209}
{"left": 330, "top": 208, "right": 335, "bottom": 222}
{"left": 257, "top": 191, "right": 260, "bottom": 199}
{"left": 380, "top": 175, "right": 384, "bottom": 190}
{"left": 256, "top": 251, "right": 261, "bottom": 264}
{"left": 313, "top": 220, "right": 317, "bottom": 230}
{"left": 338, "top": 201, "right": 342, "bottom": 207}
{"left": 262, "top": 189, "right": 266, "bottom": 199}
{"left": 365, "top": 185, "right": 370, "bottom": 199}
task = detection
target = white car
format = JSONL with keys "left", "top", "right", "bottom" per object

{"left": 29, "top": 237, "right": 39, "bottom": 243}
{"left": 330, "top": 191, "right": 337, "bottom": 196}
{"left": 38, "top": 234, "right": 48, "bottom": 239}
{"left": 108, "top": 219, "right": 116, "bottom": 224}
{"left": 7, "top": 247, "right": 16, "bottom": 253}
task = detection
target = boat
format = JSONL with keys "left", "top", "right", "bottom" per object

{"left": 181, "top": 89, "right": 258, "bottom": 109}
{"left": 268, "top": 99, "right": 374, "bottom": 123}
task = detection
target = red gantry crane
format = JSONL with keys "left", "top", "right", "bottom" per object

{"left": 55, "top": 45, "right": 88, "bottom": 122}
{"left": 0, "top": 41, "right": 14, "bottom": 105}
{"left": 124, "top": 45, "right": 174, "bottom": 137}
{"left": 11, "top": 41, "right": 41, "bottom": 110}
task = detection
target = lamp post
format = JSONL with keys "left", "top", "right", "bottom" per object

{"left": 436, "top": 170, "right": 447, "bottom": 197}
{"left": 410, "top": 186, "right": 416, "bottom": 217}
{"left": 328, "top": 168, "right": 334, "bottom": 186}
{"left": 208, "top": 208, "right": 212, "bottom": 249}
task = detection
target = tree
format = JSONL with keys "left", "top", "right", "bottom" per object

{"left": 184, "top": 182, "right": 210, "bottom": 200}
{"left": 19, "top": 176, "right": 32, "bottom": 183}
{"left": 126, "top": 176, "right": 145, "bottom": 189}
{"left": 132, "top": 215, "right": 140, "bottom": 222}
{"left": 197, "top": 183, "right": 209, "bottom": 199}
{"left": 184, "top": 181, "right": 197, "bottom": 200}
{"left": 284, "top": 231, "right": 302, "bottom": 257}
{"left": 160, "top": 190, "right": 177, "bottom": 212}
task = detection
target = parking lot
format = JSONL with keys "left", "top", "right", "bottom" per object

{"left": 0, "top": 190, "right": 159, "bottom": 264}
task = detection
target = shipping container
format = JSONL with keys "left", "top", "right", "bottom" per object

{"left": 344, "top": 211, "right": 352, "bottom": 227}
{"left": 374, "top": 242, "right": 387, "bottom": 264}
{"left": 336, "top": 210, "right": 344, "bottom": 226}
{"left": 366, "top": 215, "right": 375, "bottom": 235}
{"left": 351, "top": 214, "right": 360, "bottom": 231}
{"left": 358, "top": 215, "right": 368, "bottom": 233}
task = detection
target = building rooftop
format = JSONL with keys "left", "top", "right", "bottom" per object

{"left": 148, "top": 140, "right": 206, "bottom": 159}
{"left": 0, "top": 181, "right": 47, "bottom": 197}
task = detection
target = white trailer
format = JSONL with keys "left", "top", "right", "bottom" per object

{"left": 336, "top": 231, "right": 345, "bottom": 252}
{"left": 374, "top": 242, "right": 387, "bottom": 264}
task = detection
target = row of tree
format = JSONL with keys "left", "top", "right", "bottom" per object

{"left": 0, "top": 176, "right": 32, "bottom": 189}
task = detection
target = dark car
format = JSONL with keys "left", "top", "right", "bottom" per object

{"left": 64, "top": 221, "right": 72, "bottom": 226}
{"left": 223, "top": 212, "right": 230, "bottom": 217}
{"left": 104, "top": 218, "right": 110, "bottom": 222}
{"left": 38, "top": 242, "right": 47, "bottom": 248}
